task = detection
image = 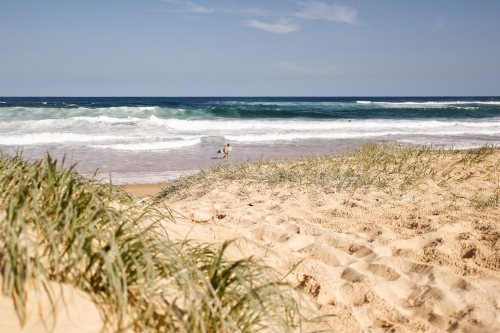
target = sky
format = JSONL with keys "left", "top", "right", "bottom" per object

{"left": 1, "top": 0, "right": 499, "bottom": 96}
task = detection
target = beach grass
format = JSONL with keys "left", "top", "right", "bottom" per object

{"left": 0, "top": 153, "right": 304, "bottom": 332}
{"left": 156, "top": 143, "right": 500, "bottom": 209}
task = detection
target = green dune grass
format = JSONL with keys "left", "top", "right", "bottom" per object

{"left": 157, "top": 143, "right": 499, "bottom": 201}
{"left": 0, "top": 153, "right": 304, "bottom": 332}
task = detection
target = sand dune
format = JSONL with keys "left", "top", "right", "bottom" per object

{"left": 161, "top": 150, "right": 500, "bottom": 332}
{"left": 3, "top": 145, "right": 499, "bottom": 332}
{"left": 0, "top": 279, "right": 102, "bottom": 333}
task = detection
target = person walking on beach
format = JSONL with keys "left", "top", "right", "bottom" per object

{"left": 223, "top": 143, "right": 231, "bottom": 159}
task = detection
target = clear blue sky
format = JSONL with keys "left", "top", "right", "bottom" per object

{"left": 1, "top": 0, "right": 499, "bottom": 96}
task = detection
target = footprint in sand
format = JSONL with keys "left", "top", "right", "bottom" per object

{"left": 250, "top": 225, "right": 292, "bottom": 243}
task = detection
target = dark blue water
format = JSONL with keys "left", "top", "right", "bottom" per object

{"left": 2, "top": 96, "right": 499, "bottom": 119}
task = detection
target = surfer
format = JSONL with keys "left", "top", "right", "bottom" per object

{"left": 223, "top": 143, "right": 231, "bottom": 159}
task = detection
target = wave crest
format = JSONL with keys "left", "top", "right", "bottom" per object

{"left": 91, "top": 139, "right": 201, "bottom": 151}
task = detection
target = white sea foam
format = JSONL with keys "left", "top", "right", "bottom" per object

{"left": 162, "top": 118, "right": 350, "bottom": 131}
{"left": 72, "top": 116, "right": 142, "bottom": 123}
{"left": 104, "top": 106, "right": 155, "bottom": 111}
{"left": 0, "top": 116, "right": 157, "bottom": 134}
{"left": 91, "top": 138, "right": 201, "bottom": 151}
{"left": 226, "top": 132, "right": 396, "bottom": 142}
{"left": 0, "top": 133, "right": 125, "bottom": 145}
{"left": 2, "top": 116, "right": 499, "bottom": 145}
{"left": 218, "top": 101, "right": 352, "bottom": 107}
{"left": 24, "top": 106, "right": 159, "bottom": 116}
{"left": 226, "top": 128, "right": 500, "bottom": 142}
{"left": 356, "top": 101, "right": 500, "bottom": 107}
{"left": 148, "top": 115, "right": 169, "bottom": 126}
{"left": 30, "top": 117, "right": 499, "bottom": 139}
{"left": 221, "top": 100, "right": 500, "bottom": 108}
{"left": 157, "top": 118, "right": 500, "bottom": 132}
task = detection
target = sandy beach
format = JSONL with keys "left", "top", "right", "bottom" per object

{"left": 2, "top": 144, "right": 500, "bottom": 333}
{"left": 152, "top": 145, "right": 500, "bottom": 332}
{"left": 121, "top": 183, "right": 168, "bottom": 197}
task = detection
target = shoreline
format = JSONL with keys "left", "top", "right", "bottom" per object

{"left": 114, "top": 141, "right": 365, "bottom": 189}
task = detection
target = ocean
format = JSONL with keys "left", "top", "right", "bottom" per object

{"left": 1, "top": 96, "right": 499, "bottom": 184}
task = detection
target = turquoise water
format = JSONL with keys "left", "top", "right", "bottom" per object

{"left": 1, "top": 97, "right": 499, "bottom": 184}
